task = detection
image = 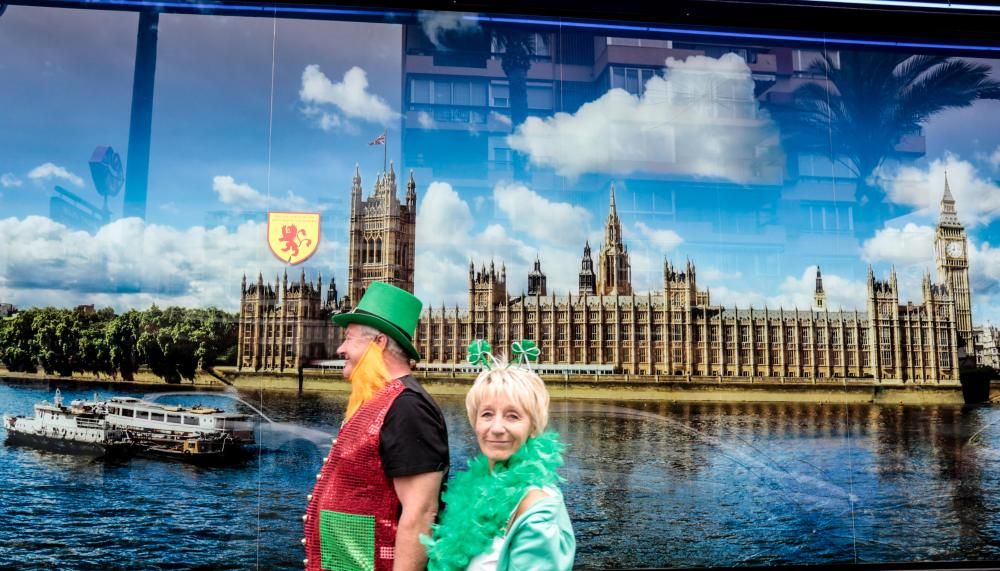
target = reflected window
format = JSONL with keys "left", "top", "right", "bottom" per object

{"left": 491, "top": 82, "right": 509, "bottom": 108}
{"left": 793, "top": 49, "right": 840, "bottom": 72}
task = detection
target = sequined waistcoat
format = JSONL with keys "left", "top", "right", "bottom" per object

{"left": 304, "top": 379, "right": 406, "bottom": 571}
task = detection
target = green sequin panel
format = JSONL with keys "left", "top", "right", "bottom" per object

{"left": 319, "top": 510, "right": 375, "bottom": 571}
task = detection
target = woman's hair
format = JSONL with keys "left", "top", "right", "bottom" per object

{"left": 465, "top": 359, "right": 550, "bottom": 436}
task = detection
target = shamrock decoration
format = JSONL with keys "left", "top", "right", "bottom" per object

{"left": 511, "top": 339, "right": 540, "bottom": 364}
{"left": 467, "top": 339, "right": 493, "bottom": 369}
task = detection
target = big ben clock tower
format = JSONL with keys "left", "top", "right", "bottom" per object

{"left": 934, "top": 176, "right": 972, "bottom": 347}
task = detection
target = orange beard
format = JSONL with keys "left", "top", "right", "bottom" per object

{"left": 344, "top": 341, "right": 390, "bottom": 423}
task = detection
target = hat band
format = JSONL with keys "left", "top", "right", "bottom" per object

{"left": 351, "top": 308, "right": 414, "bottom": 342}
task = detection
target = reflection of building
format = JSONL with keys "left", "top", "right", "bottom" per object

{"left": 934, "top": 177, "right": 972, "bottom": 348}
{"left": 0, "top": 303, "right": 16, "bottom": 317}
{"left": 236, "top": 269, "right": 341, "bottom": 371}
{"left": 973, "top": 325, "right": 1000, "bottom": 370}
{"left": 347, "top": 163, "right": 417, "bottom": 306}
{"left": 401, "top": 26, "right": 794, "bottom": 187}
{"left": 413, "top": 182, "right": 968, "bottom": 383}
{"left": 596, "top": 185, "right": 633, "bottom": 296}
{"left": 241, "top": 170, "right": 974, "bottom": 382}
{"left": 400, "top": 25, "right": 928, "bottom": 279}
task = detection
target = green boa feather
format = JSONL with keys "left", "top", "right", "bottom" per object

{"left": 422, "top": 432, "right": 566, "bottom": 571}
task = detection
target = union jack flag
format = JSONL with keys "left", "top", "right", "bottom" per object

{"left": 368, "top": 133, "right": 385, "bottom": 146}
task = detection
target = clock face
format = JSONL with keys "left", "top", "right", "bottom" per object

{"left": 946, "top": 241, "right": 964, "bottom": 258}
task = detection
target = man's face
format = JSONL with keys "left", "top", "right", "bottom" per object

{"left": 336, "top": 324, "right": 377, "bottom": 379}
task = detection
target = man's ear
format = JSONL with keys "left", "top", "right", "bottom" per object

{"left": 374, "top": 333, "right": 390, "bottom": 350}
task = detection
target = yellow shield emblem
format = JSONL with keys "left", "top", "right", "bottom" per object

{"left": 267, "top": 212, "right": 321, "bottom": 265}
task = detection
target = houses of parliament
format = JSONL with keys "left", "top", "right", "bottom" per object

{"left": 238, "top": 166, "right": 974, "bottom": 384}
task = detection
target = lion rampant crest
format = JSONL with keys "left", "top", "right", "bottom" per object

{"left": 267, "top": 212, "right": 321, "bottom": 265}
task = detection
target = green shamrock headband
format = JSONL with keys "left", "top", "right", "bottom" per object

{"left": 467, "top": 339, "right": 540, "bottom": 370}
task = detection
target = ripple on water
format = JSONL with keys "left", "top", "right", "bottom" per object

{"left": 5, "top": 383, "right": 1000, "bottom": 568}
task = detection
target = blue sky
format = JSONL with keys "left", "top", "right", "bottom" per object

{"left": 0, "top": 5, "right": 998, "bottom": 325}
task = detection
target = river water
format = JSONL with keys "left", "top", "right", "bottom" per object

{"left": 1, "top": 378, "right": 999, "bottom": 570}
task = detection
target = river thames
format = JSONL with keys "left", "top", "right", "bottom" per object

{"left": 2, "top": 378, "right": 999, "bottom": 570}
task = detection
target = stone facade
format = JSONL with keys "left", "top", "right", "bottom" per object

{"left": 346, "top": 162, "right": 417, "bottom": 306}
{"left": 973, "top": 325, "right": 1000, "bottom": 370}
{"left": 239, "top": 169, "right": 979, "bottom": 382}
{"left": 236, "top": 270, "right": 340, "bottom": 371}
{"left": 414, "top": 182, "right": 972, "bottom": 384}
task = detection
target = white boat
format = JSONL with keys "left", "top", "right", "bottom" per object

{"left": 102, "top": 396, "right": 255, "bottom": 463}
{"left": 4, "top": 391, "right": 256, "bottom": 464}
{"left": 103, "top": 396, "right": 255, "bottom": 445}
{"left": 3, "top": 389, "right": 134, "bottom": 458}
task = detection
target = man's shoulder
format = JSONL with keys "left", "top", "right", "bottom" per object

{"left": 397, "top": 374, "right": 427, "bottom": 394}
{"left": 393, "top": 375, "right": 439, "bottom": 408}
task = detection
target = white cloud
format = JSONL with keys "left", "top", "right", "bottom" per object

{"left": 709, "top": 285, "right": 768, "bottom": 308}
{"left": 707, "top": 266, "right": 867, "bottom": 311}
{"left": 318, "top": 112, "right": 342, "bottom": 131}
{"left": 299, "top": 65, "right": 398, "bottom": 126}
{"left": 490, "top": 111, "right": 512, "bottom": 127}
{"left": 861, "top": 223, "right": 936, "bottom": 266}
{"left": 626, "top": 248, "right": 668, "bottom": 294}
{"left": 27, "top": 162, "right": 84, "bottom": 188}
{"left": 492, "top": 182, "right": 591, "bottom": 247}
{"left": 635, "top": 222, "right": 683, "bottom": 252}
{"left": 415, "top": 181, "right": 587, "bottom": 305}
{"left": 990, "top": 147, "right": 1000, "bottom": 170}
{"left": 857, "top": 224, "right": 1000, "bottom": 322}
{"left": 301, "top": 105, "right": 342, "bottom": 131}
{"left": 212, "top": 175, "right": 309, "bottom": 211}
{"left": 700, "top": 266, "right": 742, "bottom": 282}
{"left": 417, "top": 111, "right": 435, "bottom": 129}
{"left": 507, "top": 53, "right": 780, "bottom": 181}
{"left": 418, "top": 11, "right": 479, "bottom": 48}
{"left": 1, "top": 173, "right": 22, "bottom": 188}
{"left": 418, "top": 182, "right": 473, "bottom": 248}
{"left": 969, "top": 242, "right": 1000, "bottom": 325}
{"left": 880, "top": 153, "right": 1000, "bottom": 226}
{"left": 767, "top": 266, "right": 868, "bottom": 310}
{"left": 0, "top": 216, "right": 342, "bottom": 312}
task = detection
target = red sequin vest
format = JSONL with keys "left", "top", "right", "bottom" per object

{"left": 304, "top": 379, "right": 407, "bottom": 571}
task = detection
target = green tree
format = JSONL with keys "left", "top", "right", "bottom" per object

{"left": 186, "top": 307, "right": 237, "bottom": 369}
{"left": 137, "top": 306, "right": 199, "bottom": 383}
{"left": 0, "top": 310, "right": 39, "bottom": 373}
{"left": 782, "top": 51, "right": 1000, "bottom": 234}
{"left": 32, "top": 308, "right": 80, "bottom": 377}
{"left": 107, "top": 310, "right": 143, "bottom": 382}
{"left": 78, "top": 308, "right": 115, "bottom": 379}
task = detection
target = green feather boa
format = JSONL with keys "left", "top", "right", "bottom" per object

{"left": 422, "top": 431, "right": 566, "bottom": 571}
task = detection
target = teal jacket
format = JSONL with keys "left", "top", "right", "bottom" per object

{"left": 496, "top": 488, "right": 576, "bottom": 571}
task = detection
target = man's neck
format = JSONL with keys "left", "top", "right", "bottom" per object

{"left": 386, "top": 361, "right": 412, "bottom": 381}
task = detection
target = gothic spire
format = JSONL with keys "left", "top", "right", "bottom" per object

{"left": 604, "top": 182, "right": 623, "bottom": 248}
{"left": 939, "top": 172, "right": 961, "bottom": 226}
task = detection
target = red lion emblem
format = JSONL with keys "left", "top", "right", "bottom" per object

{"left": 278, "top": 225, "right": 312, "bottom": 257}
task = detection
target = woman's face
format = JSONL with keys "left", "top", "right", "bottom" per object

{"left": 474, "top": 393, "right": 533, "bottom": 469}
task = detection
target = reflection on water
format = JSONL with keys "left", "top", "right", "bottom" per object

{"left": 2, "top": 379, "right": 999, "bottom": 569}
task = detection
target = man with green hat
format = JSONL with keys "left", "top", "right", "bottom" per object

{"left": 304, "top": 281, "right": 449, "bottom": 571}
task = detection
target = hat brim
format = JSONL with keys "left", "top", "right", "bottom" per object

{"left": 333, "top": 312, "right": 421, "bottom": 361}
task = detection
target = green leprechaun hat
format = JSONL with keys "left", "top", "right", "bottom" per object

{"left": 333, "top": 281, "right": 423, "bottom": 361}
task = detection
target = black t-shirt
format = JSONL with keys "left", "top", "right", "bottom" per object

{"left": 379, "top": 376, "right": 449, "bottom": 478}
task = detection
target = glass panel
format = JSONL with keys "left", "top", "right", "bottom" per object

{"left": 3, "top": 3, "right": 999, "bottom": 571}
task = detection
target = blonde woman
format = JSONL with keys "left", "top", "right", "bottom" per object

{"left": 423, "top": 352, "right": 575, "bottom": 571}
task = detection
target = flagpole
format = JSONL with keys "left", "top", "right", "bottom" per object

{"left": 383, "top": 130, "right": 387, "bottom": 174}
